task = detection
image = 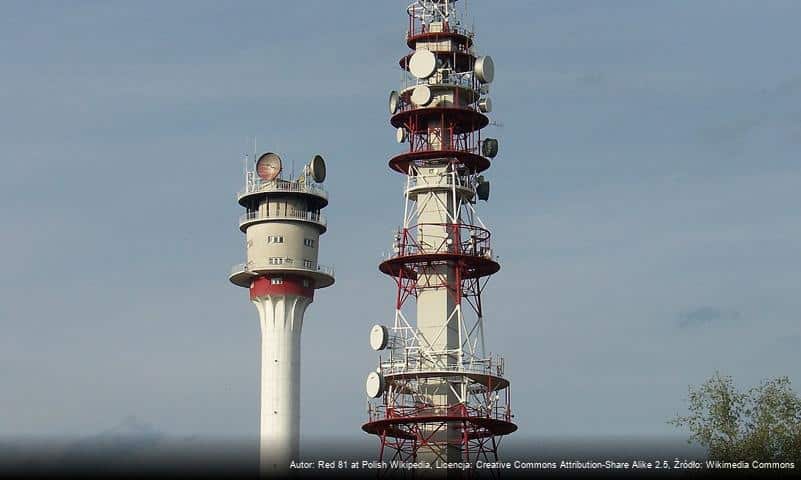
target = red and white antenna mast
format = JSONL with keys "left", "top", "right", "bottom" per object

{"left": 363, "top": 0, "right": 516, "bottom": 474}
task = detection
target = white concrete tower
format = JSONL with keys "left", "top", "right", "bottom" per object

{"left": 229, "top": 152, "right": 334, "bottom": 474}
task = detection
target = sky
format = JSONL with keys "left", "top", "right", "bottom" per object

{"left": 0, "top": 0, "right": 799, "bottom": 454}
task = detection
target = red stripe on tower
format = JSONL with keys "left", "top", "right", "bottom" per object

{"left": 250, "top": 275, "right": 315, "bottom": 300}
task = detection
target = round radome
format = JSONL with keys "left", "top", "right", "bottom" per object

{"left": 410, "top": 85, "right": 432, "bottom": 106}
{"left": 365, "top": 371, "right": 385, "bottom": 399}
{"left": 370, "top": 324, "right": 389, "bottom": 350}
{"left": 475, "top": 56, "right": 495, "bottom": 84}
{"left": 395, "top": 128, "right": 407, "bottom": 144}
{"left": 310, "top": 154, "right": 326, "bottom": 183}
{"left": 479, "top": 97, "right": 492, "bottom": 113}
{"left": 389, "top": 90, "right": 400, "bottom": 114}
{"left": 482, "top": 138, "right": 499, "bottom": 158}
{"left": 409, "top": 50, "right": 437, "bottom": 79}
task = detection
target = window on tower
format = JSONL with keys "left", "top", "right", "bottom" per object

{"left": 271, "top": 277, "right": 283, "bottom": 285}
{"left": 303, "top": 259, "right": 314, "bottom": 269}
{"left": 304, "top": 238, "right": 315, "bottom": 248}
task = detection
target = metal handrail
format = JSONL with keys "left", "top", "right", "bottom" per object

{"left": 379, "top": 361, "right": 504, "bottom": 378}
{"left": 406, "top": 9, "right": 475, "bottom": 42}
{"left": 238, "top": 177, "right": 328, "bottom": 201}
{"left": 405, "top": 174, "right": 472, "bottom": 190}
{"left": 400, "top": 71, "right": 477, "bottom": 91}
{"left": 230, "top": 260, "right": 335, "bottom": 278}
{"left": 386, "top": 223, "right": 493, "bottom": 259}
{"left": 239, "top": 210, "right": 327, "bottom": 227}
{"left": 395, "top": 86, "right": 482, "bottom": 114}
{"left": 367, "top": 401, "right": 511, "bottom": 424}
{"left": 399, "top": 141, "right": 481, "bottom": 157}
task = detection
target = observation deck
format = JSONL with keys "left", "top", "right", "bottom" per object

{"left": 379, "top": 223, "right": 500, "bottom": 280}
{"left": 389, "top": 90, "right": 492, "bottom": 173}
{"left": 381, "top": 362, "right": 510, "bottom": 392}
{"left": 391, "top": 106, "right": 489, "bottom": 134}
{"left": 399, "top": 50, "right": 476, "bottom": 74}
{"left": 363, "top": 403, "right": 517, "bottom": 440}
{"left": 405, "top": 16, "right": 474, "bottom": 47}
{"left": 399, "top": 82, "right": 481, "bottom": 108}
{"left": 229, "top": 260, "right": 335, "bottom": 289}
{"left": 238, "top": 210, "right": 327, "bottom": 233}
{"left": 237, "top": 177, "right": 329, "bottom": 209}
{"left": 404, "top": 173, "right": 475, "bottom": 199}
{"left": 401, "top": 21, "right": 476, "bottom": 69}
{"left": 390, "top": 148, "right": 490, "bottom": 174}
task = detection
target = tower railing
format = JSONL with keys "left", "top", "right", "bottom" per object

{"left": 389, "top": 223, "right": 493, "bottom": 258}
{"left": 400, "top": 69, "right": 478, "bottom": 92}
{"left": 367, "top": 401, "right": 512, "bottom": 424}
{"left": 393, "top": 85, "right": 482, "bottom": 114}
{"left": 238, "top": 175, "right": 328, "bottom": 201}
{"left": 405, "top": 173, "right": 472, "bottom": 190}
{"left": 230, "top": 260, "right": 335, "bottom": 278}
{"left": 405, "top": 132, "right": 481, "bottom": 155}
{"left": 406, "top": 3, "right": 474, "bottom": 41}
{"left": 379, "top": 354, "right": 505, "bottom": 378}
{"left": 239, "top": 210, "right": 327, "bottom": 228}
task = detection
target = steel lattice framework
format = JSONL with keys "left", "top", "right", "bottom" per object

{"left": 364, "top": 1, "right": 516, "bottom": 477}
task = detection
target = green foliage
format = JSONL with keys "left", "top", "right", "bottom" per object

{"left": 670, "top": 372, "right": 801, "bottom": 462}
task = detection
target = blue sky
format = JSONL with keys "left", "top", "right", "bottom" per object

{"left": 1, "top": 0, "right": 799, "bottom": 452}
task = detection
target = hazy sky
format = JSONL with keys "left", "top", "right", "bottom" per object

{"left": 1, "top": 0, "right": 799, "bottom": 452}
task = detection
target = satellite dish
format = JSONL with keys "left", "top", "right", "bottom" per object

{"left": 365, "top": 371, "right": 385, "bottom": 399}
{"left": 482, "top": 138, "right": 499, "bottom": 158}
{"left": 409, "top": 50, "right": 437, "bottom": 79}
{"left": 478, "top": 97, "right": 493, "bottom": 113}
{"left": 476, "top": 176, "right": 491, "bottom": 201}
{"left": 396, "top": 127, "right": 407, "bottom": 143}
{"left": 370, "top": 325, "right": 389, "bottom": 351}
{"left": 256, "top": 152, "right": 282, "bottom": 181}
{"left": 310, "top": 154, "right": 326, "bottom": 183}
{"left": 475, "top": 56, "right": 495, "bottom": 84}
{"left": 411, "top": 85, "right": 433, "bottom": 107}
{"left": 389, "top": 90, "right": 400, "bottom": 114}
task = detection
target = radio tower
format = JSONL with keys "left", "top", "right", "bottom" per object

{"left": 363, "top": 0, "right": 516, "bottom": 475}
{"left": 230, "top": 152, "right": 334, "bottom": 474}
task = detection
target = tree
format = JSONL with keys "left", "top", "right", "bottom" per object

{"left": 670, "top": 372, "right": 801, "bottom": 462}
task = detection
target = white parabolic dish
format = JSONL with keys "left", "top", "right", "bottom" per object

{"left": 395, "top": 128, "right": 407, "bottom": 144}
{"left": 411, "top": 85, "right": 433, "bottom": 106}
{"left": 475, "top": 55, "right": 495, "bottom": 84}
{"left": 370, "top": 324, "right": 389, "bottom": 350}
{"left": 365, "top": 371, "right": 385, "bottom": 398}
{"left": 409, "top": 50, "right": 437, "bottom": 79}
{"left": 482, "top": 138, "right": 499, "bottom": 158}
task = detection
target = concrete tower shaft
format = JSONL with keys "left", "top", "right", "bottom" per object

{"left": 415, "top": 172, "right": 462, "bottom": 464}
{"left": 251, "top": 277, "right": 312, "bottom": 470}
